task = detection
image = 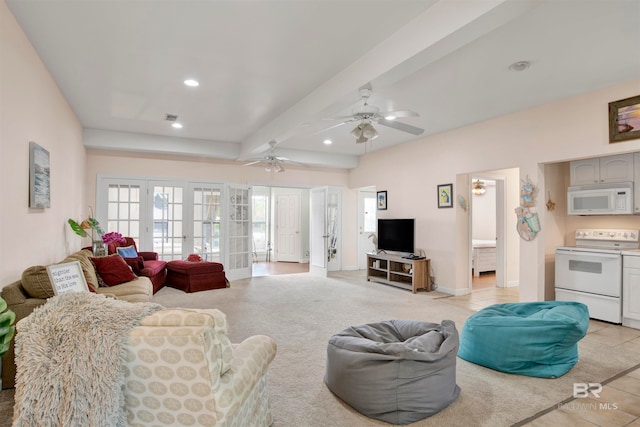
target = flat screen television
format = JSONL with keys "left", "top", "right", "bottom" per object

{"left": 377, "top": 218, "right": 415, "bottom": 254}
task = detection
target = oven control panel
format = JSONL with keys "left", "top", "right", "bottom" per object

{"left": 575, "top": 229, "right": 640, "bottom": 242}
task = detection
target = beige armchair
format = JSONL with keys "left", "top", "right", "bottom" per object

{"left": 123, "top": 308, "right": 277, "bottom": 426}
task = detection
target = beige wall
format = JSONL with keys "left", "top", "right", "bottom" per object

{"left": 350, "top": 78, "right": 640, "bottom": 301}
{"left": 3, "top": 0, "right": 640, "bottom": 302}
{"left": 0, "top": 0, "right": 85, "bottom": 287}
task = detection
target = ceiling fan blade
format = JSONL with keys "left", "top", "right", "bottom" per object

{"left": 380, "top": 110, "right": 419, "bottom": 119}
{"left": 377, "top": 118, "right": 424, "bottom": 135}
{"left": 323, "top": 115, "right": 354, "bottom": 121}
{"left": 243, "top": 160, "right": 263, "bottom": 166}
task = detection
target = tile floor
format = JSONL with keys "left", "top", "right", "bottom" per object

{"left": 1, "top": 279, "right": 639, "bottom": 426}
{"left": 443, "top": 287, "right": 640, "bottom": 427}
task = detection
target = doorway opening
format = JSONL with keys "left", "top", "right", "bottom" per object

{"left": 251, "top": 186, "right": 310, "bottom": 277}
{"left": 471, "top": 177, "right": 497, "bottom": 289}
{"left": 468, "top": 168, "right": 520, "bottom": 293}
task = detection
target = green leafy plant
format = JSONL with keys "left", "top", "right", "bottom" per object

{"left": 0, "top": 295, "right": 16, "bottom": 357}
{"left": 68, "top": 216, "right": 104, "bottom": 239}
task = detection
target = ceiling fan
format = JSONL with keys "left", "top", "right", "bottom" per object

{"left": 242, "top": 141, "right": 306, "bottom": 173}
{"left": 323, "top": 87, "right": 424, "bottom": 143}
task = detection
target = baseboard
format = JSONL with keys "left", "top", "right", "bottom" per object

{"left": 506, "top": 280, "right": 520, "bottom": 287}
{"left": 433, "top": 285, "right": 470, "bottom": 296}
{"left": 341, "top": 265, "right": 359, "bottom": 271}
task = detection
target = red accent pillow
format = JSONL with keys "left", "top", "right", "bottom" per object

{"left": 122, "top": 256, "right": 144, "bottom": 274}
{"left": 91, "top": 254, "right": 137, "bottom": 287}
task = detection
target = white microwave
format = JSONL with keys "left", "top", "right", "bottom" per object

{"left": 567, "top": 182, "right": 633, "bottom": 215}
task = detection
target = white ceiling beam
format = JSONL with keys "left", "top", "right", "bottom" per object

{"left": 241, "top": 0, "right": 521, "bottom": 158}
{"left": 84, "top": 128, "right": 241, "bottom": 159}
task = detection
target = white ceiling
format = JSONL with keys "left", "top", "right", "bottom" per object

{"left": 7, "top": 0, "right": 640, "bottom": 169}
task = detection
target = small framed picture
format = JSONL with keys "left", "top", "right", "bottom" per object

{"left": 437, "top": 184, "right": 453, "bottom": 208}
{"left": 377, "top": 191, "right": 387, "bottom": 210}
{"left": 609, "top": 95, "right": 640, "bottom": 143}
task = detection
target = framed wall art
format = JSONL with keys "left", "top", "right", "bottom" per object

{"left": 609, "top": 95, "right": 640, "bottom": 143}
{"left": 29, "top": 141, "right": 50, "bottom": 208}
{"left": 377, "top": 191, "right": 387, "bottom": 210}
{"left": 46, "top": 261, "right": 90, "bottom": 295}
{"left": 437, "top": 183, "right": 453, "bottom": 208}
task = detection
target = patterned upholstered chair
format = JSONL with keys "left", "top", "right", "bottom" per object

{"left": 123, "top": 308, "right": 277, "bottom": 426}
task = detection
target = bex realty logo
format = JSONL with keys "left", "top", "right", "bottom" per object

{"left": 573, "top": 383, "right": 602, "bottom": 398}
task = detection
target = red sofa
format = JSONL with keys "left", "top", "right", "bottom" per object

{"left": 107, "top": 237, "right": 167, "bottom": 293}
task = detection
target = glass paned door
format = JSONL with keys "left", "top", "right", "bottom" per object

{"left": 106, "top": 183, "right": 142, "bottom": 244}
{"left": 226, "top": 184, "right": 252, "bottom": 280}
{"left": 192, "top": 185, "right": 222, "bottom": 262}
{"left": 152, "top": 183, "right": 184, "bottom": 261}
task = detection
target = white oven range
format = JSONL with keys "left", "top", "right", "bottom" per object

{"left": 555, "top": 229, "right": 640, "bottom": 324}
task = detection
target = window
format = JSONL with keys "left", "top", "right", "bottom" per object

{"left": 252, "top": 194, "right": 268, "bottom": 252}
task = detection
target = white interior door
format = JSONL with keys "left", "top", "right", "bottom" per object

{"left": 310, "top": 187, "right": 328, "bottom": 276}
{"left": 275, "top": 193, "right": 301, "bottom": 262}
{"left": 358, "top": 189, "right": 377, "bottom": 269}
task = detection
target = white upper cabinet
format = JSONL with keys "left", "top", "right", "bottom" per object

{"left": 570, "top": 153, "right": 634, "bottom": 186}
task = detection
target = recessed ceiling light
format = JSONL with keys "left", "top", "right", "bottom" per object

{"left": 171, "top": 123, "right": 183, "bottom": 129}
{"left": 384, "top": 115, "right": 396, "bottom": 120}
{"left": 184, "top": 79, "right": 199, "bottom": 87}
{"left": 508, "top": 61, "right": 531, "bottom": 72}
{"left": 323, "top": 139, "right": 332, "bottom": 145}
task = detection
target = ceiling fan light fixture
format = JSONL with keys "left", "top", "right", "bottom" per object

{"left": 472, "top": 179, "right": 486, "bottom": 195}
{"left": 351, "top": 124, "right": 363, "bottom": 139}
{"left": 361, "top": 123, "right": 379, "bottom": 140}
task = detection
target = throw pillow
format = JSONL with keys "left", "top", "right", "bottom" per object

{"left": 116, "top": 245, "right": 138, "bottom": 258}
{"left": 21, "top": 266, "right": 56, "bottom": 299}
{"left": 122, "top": 256, "right": 144, "bottom": 274}
{"left": 91, "top": 254, "right": 137, "bottom": 287}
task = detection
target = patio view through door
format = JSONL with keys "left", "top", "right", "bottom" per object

{"left": 98, "top": 177, "right": 227, "bottom": 265}
{"left": 151, "top": 182, "right": 185, "bottom": 261}
{"left": 190, "top": 183, "right": 222, "bottom": 262}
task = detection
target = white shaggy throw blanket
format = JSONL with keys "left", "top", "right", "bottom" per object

{"left": 12, "top": 292, "right": 163, "bottom": 427}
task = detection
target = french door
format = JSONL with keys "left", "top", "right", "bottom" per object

{"left": 309, "top": 186, "right": 342, "bottom": 276}
{"left": 97, "top": 176, "right": 252, "bottom": 279}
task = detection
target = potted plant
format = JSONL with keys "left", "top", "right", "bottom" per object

{"left": 69, "top": 208, "right": 125, "bottom": 256}
{"left": 0, "top": 295, "right": 16, "bottom": 357}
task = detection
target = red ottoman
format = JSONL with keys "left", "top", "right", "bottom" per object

{"left": 166, "top": 261, "right": 228, "bottom": 293}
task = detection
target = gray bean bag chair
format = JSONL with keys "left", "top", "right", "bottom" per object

{"left": 325, "top": 319, "right": 460, "bottom": 425}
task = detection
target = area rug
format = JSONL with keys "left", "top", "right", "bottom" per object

{"left": 151, "top": 272, "right": 640, "bottom": 426}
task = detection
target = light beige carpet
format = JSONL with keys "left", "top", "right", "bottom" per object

{"left": 152, "top": 272, "right": 640, "bottom": 427}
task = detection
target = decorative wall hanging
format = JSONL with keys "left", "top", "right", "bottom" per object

{"left": 438, "top": 184, "right": 453, "bottom": 208}
{"left": 457, "top": 195, "right": 467, "bottom": 211}
{"left": 609, "top": 95, "right": 640, "bottom": 143}
{"left": 29, "top": 141, "right": 50, "bottom": 208}
{"left": 545, "top": 192, "right": 556, "bottom": 211}
{"left": 515, "top": 176, "right": 540, "bottom": 241}
{"left": 377, "top": 191, "right": 387, "bottom": 210}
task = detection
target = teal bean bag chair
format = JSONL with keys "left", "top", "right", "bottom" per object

{"left": 458, "top": 301, "right": 589, "bottom": 378}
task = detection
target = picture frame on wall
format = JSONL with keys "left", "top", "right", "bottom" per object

{"left": 29, "top": 141, "right": 50, "bottom": 208}
{"left": 377, "top": 191, "right": 387, "bottom": 210}
{"left": 609, "top": 94, "right": 640, "bottom": 143}
{"left": 438, "top": 183, "right": 453, "bottom": 208}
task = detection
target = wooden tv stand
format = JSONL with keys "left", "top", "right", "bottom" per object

{"left": 366, "top": 253, "right": 431, "bottom": 293}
